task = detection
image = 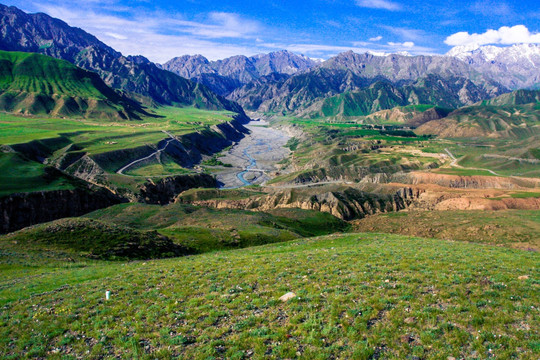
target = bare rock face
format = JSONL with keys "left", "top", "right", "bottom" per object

{"left": 178, "top": 187, "right": 421, "bottom": 220}
{"left": 447, "top": 44, "right": 540, "bottom": 90}
{"left": 395, "top": 172, "right": 540, "bottom": 190}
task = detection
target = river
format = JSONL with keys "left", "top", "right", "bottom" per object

{"left": 216, "top": 121, "right": 290, "bottom": 189}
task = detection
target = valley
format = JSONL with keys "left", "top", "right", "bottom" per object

{"left": 216, "top": 120, "right": 290, "bottom": 188}
{"left": 0, "top": 3, "right": 539, "bottom": 359}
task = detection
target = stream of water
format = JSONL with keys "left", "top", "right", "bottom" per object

{"left": 217, "top": 121, "right": 290, "bottom": 188}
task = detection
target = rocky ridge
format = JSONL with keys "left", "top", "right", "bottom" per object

{"left": 447, "top": 44, "right": 540, "bottom": 89}
{"left": 162, "top": 50, "right": 318, "bottom": 96}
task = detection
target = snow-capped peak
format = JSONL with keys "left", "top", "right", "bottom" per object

{"left": 447, "top": 43, "right": 540, "bottom": 62}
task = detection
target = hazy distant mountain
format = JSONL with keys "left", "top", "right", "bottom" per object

{"left": 0, "top": 4, "right": 244, "bottom": 113}
{"left": 230, "top": 51, "right": 507, "bottom": 115}
{"left": 162, "top": 50, "right": 318, "bottom": 96}
{"left": 447, "top": 44, "right": 540, "bottom": 90}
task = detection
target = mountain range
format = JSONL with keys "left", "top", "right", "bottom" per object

{"left": 1, "top": 4, "right": 540, "bottom": 124}
{"left": 447, "top": 44, "right": 540, "bottom": 90}
{"left": 0, "top": 4, "right": 243, "bottom": 114}
{"left": 226, "top": 51, "right": 507, "bottom": 116}
{"left": 160, "top": 45, "right": 540, "bottom": 118}
{"left": 161, "top": 51, "right": 318, "bottom": 96}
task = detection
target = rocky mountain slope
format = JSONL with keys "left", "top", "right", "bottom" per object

{"left": 162, "top": 50, "right": 318, "bottom": 96}
{"left": 297, "top": 75, "right": 499, "bottom": 119}
{"left": 0, "top": 4, "right": 244, "bottom": 113}
{"left": 447, "top": 44, "right": 540, "bottom": 90}
{"left": 230, "top": 51, "right": 507, "bottom": 115}
{"left": 0, "top": 50, "right": 146, "bottom": 119}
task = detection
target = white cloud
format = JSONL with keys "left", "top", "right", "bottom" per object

{"left": 369, "top": 35, "right": 383, "bottom": 41}
{"left": 388, "top": 41, "right": 414, "bottom": 48}
{"left": 356, "top": 0, "right": 402, "bottom": 11}
{"left": 445, "top": 25, "right": 540, "bottom": 46}
{"left": 382, "top": 26, "right": 425, "bottom": 41}
{"left": 276, "top": 40, "right": 433, "bottom": 58}
{"left": 28, "top": 2, "right": 263, "bottom": 62}
{"left": 104, "top": 32, "right": 127, "bottom": 40}
{"left": 168, "top": 12, "right": 260, "bottom": 39}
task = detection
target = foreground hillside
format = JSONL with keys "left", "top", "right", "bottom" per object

{"left": 0, "top": 233, "right": 538, "bottom": 359}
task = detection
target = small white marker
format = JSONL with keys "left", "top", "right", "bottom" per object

{"left": 105, "top": 290, "right": 110, "bottom": 300}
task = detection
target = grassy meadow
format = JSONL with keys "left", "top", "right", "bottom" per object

{"left": 0, "top": 107, "right": 233, "bottom": 154}
{"left": 0, "top": 233, "right": 538, "bottom": 359}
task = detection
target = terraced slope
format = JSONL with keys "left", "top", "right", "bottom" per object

{"left": 0, "top": 51, "right": 144, "bottom": 119}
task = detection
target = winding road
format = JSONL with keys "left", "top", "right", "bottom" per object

{"left": 444, "top": 148, "right": 501, "bottom": 176}
{"left": 116, "top": 131, "right": 176, "bottom": 175}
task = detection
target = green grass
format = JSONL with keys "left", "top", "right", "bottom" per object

{"left": 509, "top": 191, "right": 540, "bottom": 199}
{"left": 124, "top": 154, "right": 192, "bottom": 177}
{"left": 0, "top": 106, "right": 235, "bottom": 195}
{"left": 0, "top": 233, "right": 537, "bottom": 358}
{"left": 0, "top": 107, "right": 232, "bottom": 153}
{"left": 0, "top": 153, "right": 76, "bottom": 196}
{"left": 0, "top": 51, "right": 107, "bottom": 99}
{"left": 83, "top": 203, "right": 349, "bottom": 253}
{"left": 355, "top": 210, "right": 540, "bottom": 250}
{"left": 431, "top": 167, "right": 496, "bottom": 177}
{"left": 0, "top": 218, "right": 189, "bottom": 261}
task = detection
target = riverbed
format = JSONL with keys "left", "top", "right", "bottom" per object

{"left": 216, "top": 121, "right": 290, "bottom": 188}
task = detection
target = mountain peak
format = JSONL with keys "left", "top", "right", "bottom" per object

{"left": 446, "top": 44, "right": 540, "bottom": 89}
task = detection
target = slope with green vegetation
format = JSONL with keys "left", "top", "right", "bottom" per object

{"left": 0, "top": 152, "right": 77, "bottom": 196}
{"left": 269, "top": 117, "right": 439, "bottom": 185}
{"left": 0, "top": 105, "right": 242, "bottom": 196}
{"left": 297, "top": 75, "right": 496, "bottom": 120}
{"left": 0, "top": 232, "right": 537, "bottom": 358}
{"left": 354, "top": 210, "right": 540, "bottom": 251}
{"left": 83, "top": 201, "right": 349, "bottom": 253}
{"left": 0, "top": 51, "right": 144, "bottom": 120}
{"left": 2, "top": 218, "right": 190, "bottom": 260}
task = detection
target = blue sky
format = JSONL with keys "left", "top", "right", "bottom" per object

{"left": 6, "top": 0, "right": 540, "bottom": 62}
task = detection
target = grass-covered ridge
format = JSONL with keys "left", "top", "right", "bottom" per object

{"left": 84, "top": 202, "right": 349, "bottom": 253}
{"left": 354, "top": 210, "right": 540, "bottom": 251}
{"left": 0, "top": 50, "right": 144, "bottom": 119}
{"left": 0, "top": 105, "right": 237, "bottom": 196}
{"left": 0, "top": 152, "right": 77, "bottom": 196}
{"left": 2, "top": 218, "right": 190, "bottom": 260}
{"left": 0, "top": 233, "right": 537, "bottom": 358}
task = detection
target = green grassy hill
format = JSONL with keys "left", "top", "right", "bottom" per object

{"left": 2, "top": 217, "right": 189, "bottom": 260}
{"left": 83, "top": 202, "right": 349, "bottom": 253}
{"left": 416, "top": 89, "right": 540, "bottom": 140}
{"left": 0, "top": 152, "right": 77, "bottom": 196}
{"left": 0, "top": 50, "right": 145, "bottom": 120}
{"left": 0, "top": 232, "right": 537, "bottom": 358}
{"left": 276, "top": 74, "right": 498, "bottom": 120}
{"left": 479, "top": 89, "right": 540, "bottom": 106}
